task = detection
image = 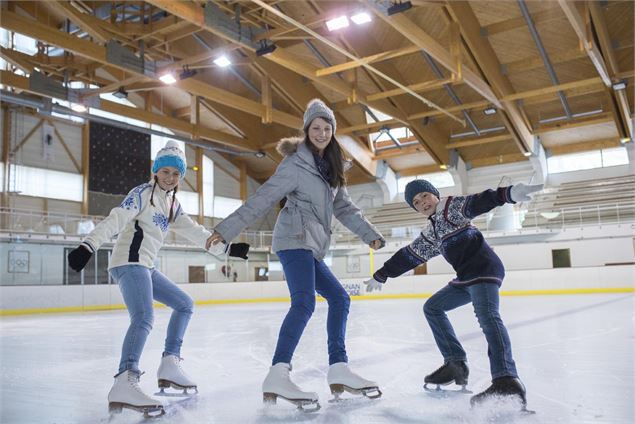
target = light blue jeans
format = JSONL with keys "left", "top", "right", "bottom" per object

{"left": 423, "top": 282, "right": 518, "bottom": 379}
{"left": 110, "top": 265, "right": 194, "bottom": 374}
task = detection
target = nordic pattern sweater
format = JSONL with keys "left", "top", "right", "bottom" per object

{"left": 374, "top": 187, "right": 515, "bottom": 287}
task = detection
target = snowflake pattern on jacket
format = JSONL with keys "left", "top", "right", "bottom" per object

{"left": 374, "top": 187, "right": 515, "bottom": 287}
{"left": 119, "top": 183, "right": 151, "bottom": 210}
{"left": 153, "top": 213, "right": 169, "bottom": 232}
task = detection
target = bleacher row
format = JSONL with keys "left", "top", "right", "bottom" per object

{"left": 359, "top": 175, "right": 635, "bottom": 236}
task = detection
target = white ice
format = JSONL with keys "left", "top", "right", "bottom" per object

{"left": 1, "top": 293, "right": 633, "bottom": 423}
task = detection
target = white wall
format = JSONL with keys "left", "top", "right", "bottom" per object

{"left": 1, "top": 265, "right": 632, "bottom": 313}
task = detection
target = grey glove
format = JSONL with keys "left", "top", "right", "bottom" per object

{"left": 363, "top": 277, "right": 383, "bottom": 293}
{"left": 510, "top": 183, "right": 543, "bottom": 202}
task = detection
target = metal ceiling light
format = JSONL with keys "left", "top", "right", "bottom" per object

{"left": 112, "top": 87, "right": 128, "bottom": 99}
{"left": 179, "top": 66, "right": 197, "bottom": 80}
{"left": 159, "top": 72, "right": 177, "bottom": 84}
{"left": 387, "top": 1, "right": 412, "bottom": 16}
{"left": 483, "top": 107, "right": 497, "bottom": 115}
{"left": 256, "top": 41, "right": 277, "bottom": 57}
{"left": 612, "top": 80, "right": 627, "bottom": 91}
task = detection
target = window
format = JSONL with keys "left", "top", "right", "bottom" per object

{"left": 9, "top": 165, "right": 83, "bottom": 202}
{"left": 366, "top": 107, "right": 410, "bottom": 144}
{"left": 203, "top": 155, "right": 214, "bottom": 217}
{"left": 397, "top": 171, "right": 455, "bottom": 193}
{"left": 213, "top": 196, "right": 242, "bottom": 218}
{"left": 552, "top": 248, "right": 571, "bottom": 268}
{"left": 547, "top": 147, "right": 629, "bottom": 174}
{"left": 13, "top": 33, "right": 37, "bottom": 55}
{"left": 177, "top": 190, "right": 199, "bottom": 216}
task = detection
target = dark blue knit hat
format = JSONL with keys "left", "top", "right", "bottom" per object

{"left": 405, "top": 179, "right": 440, "bottom": 210}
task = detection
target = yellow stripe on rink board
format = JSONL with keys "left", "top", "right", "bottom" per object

{"left": 1, "top": 287, "right": 633, "bottom": 316}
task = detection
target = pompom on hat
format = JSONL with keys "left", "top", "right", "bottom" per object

{"left": 405, "top": 179, "right": 440, "bottom": 210}
{"left": 303, "top": 98, "right": 336, "bottom": 133}
{"left": 152, "top": 140, "right": 186, "bottom": 179}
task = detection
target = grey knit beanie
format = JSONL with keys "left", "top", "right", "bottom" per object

{"left": 303, "top": 98, "right": 336, "bottom": 134}
{"left": 405, "top": 179, "right": 440, "bottom": 210}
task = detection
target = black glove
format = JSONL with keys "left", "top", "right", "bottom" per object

{"left": 228, "top": 242, "right": 250, "bottom": 260}
{"left": 68, "top": 245, "right": 93, "bottom": 272}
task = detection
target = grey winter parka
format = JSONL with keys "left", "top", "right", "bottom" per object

{"left": 214, "top": 137, "right": 383, "bottom": 260}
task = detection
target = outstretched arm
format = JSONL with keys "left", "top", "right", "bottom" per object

{"left": 214, "top": 158, "right": 298, "bottom": 243}
{"left": 364, "top": 231, "right": 440, "bottom": 292}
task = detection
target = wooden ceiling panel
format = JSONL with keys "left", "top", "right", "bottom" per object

{"left": 539, "top": 122, "right": 619, "bottom": 148}
{"left": 385, "top": 152, "right": 436, "bottom": 170}
{"left": 459, "top": 140, "right": 519, "bottom": 162}
{"left": 471, "top": 1, "right": 523, "bottom": 26}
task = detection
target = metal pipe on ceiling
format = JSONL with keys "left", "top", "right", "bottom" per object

{"left": 420, "top": 52, "right": 481, "bottom": 136}
{"left": 517, "top": 0, "right": 573, "bottom": 118}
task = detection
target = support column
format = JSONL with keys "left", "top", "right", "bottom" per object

{"left": 81, "top": 122, "right": 90, "bottom": 215}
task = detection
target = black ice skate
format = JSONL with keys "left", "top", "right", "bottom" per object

{"left": 470, "top": 376, "right": 535, "bottom": 414}
{"left": 423, "top": 360, "right": 471, "bottom": 393}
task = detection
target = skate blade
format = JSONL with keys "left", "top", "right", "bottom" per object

{"left": 263, "top": 392, "right": 321, "bottom": 413}
{"left": 108, "top": 401, "right": 165, "bottom": 418}
{"left": 424, "top": 382, "right": 472, "bottom": 394}
{"left": 157, "top": 380, "right": 198, "bottom": 397}
{"left": 329, "top": 384, "right": 382, "bottom": 401}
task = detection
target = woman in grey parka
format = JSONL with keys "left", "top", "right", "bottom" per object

{"left": 209, "top": 99, "right": 385, "bottom": 410}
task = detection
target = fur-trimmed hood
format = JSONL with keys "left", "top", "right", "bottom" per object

{"left": 275, "top": 136, "right": 353, "bottom": 171}
{"left": 276, "top": 136, "right": 303, "bottom": 157}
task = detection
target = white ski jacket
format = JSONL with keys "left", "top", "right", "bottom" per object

{"left": 81, "top": 182, "right": 211, "bottom": 270}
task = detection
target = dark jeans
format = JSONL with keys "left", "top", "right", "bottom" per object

{"left": 272, "top": 249, "right": 350, "bottom": 366}
{"left": 423, "top": 282, "right": 518, "bottom": 379}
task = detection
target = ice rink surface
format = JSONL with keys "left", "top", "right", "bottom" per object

{"left": 1, "top": 293, "right": 633, "bottom": 423}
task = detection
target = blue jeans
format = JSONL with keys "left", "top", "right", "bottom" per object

{"left": 423, "top": 282, "right": 518, "bottom": 379}
{"left": 110, "top": 265, "right": 194, "bottom": 374}
{"left": 273, "top": 249, "right": 350, "bottom": 366}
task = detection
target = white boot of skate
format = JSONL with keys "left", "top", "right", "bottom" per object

{"left": 108, "top": 370, "right": 165, "bottom": 417}
{"left": 327, "top": 362, "right": 382, "bottom": 401}
{"left": 157, "top": 354, "right": 198, "bottom": 396}
{"left": 262, "top": 363, "right": 320, "bottom": 412}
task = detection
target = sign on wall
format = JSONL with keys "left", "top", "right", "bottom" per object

{"left": 8, "top": 250, "right": 29, "bottom": 273}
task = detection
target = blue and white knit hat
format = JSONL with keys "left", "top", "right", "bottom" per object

{"left": 303, "top": 98, "right": 336, "bottom": 134}
{"left": 405, "top": 179, "right": 440, "bottom": 210}
{"left": 152, "top": 140, "right": 186, "bottom": 179}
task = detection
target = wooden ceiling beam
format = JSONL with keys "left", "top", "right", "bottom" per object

{"left": 316, "top": 45, "right": 421, "bottom": 77}
{"left": 446, "top": 2, "right": 536, "bottom": 155}
{"left": 145, "top": 0, "right": 410, "bottom": 127}
{"left": 0, "top": 70, "right": 253, "bottom": 151}
{"left": 588, "top": 1, "right": 633, "bottom": 141}
{"left": 548, "top": 137, "right": 621, "bottom": 156}
{"left": 469, "top": 152, "right": 527, "bottom": 168}
{"left": 374, "top": 144, "right": 426, "bottom": 160}
{"left": 371, "top": 5, "right": 501, "bottom": 108}
{"left": 534, "top": 112, "right": 613, "bottom": 134}
{"left": 483, "top": 8, "right": 562, "bottom": 37}
{"left": 558, "top": 0, "right": 611, "bottom": 86}
{"left": 445, "top": 133, "right": 512, "bottom": 149}
{"left": 0, "top": 9, "right": 301, "bottom": 131}
{"left": 55, "top": 1, "right": 111, "bottom": 44}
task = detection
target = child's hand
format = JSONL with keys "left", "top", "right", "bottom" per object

{"left": 206, "top": 231, "right": 224, "bottom": 250}
{"left": 369, "top": 238, "right": 385, "bottom": 250}
{"left": 67, "top": 245, "right": 92, "bottom": 272}
{"left": 510, "top": 183, "right": 543, "bottom": 202}
{"left": 363, "top": 277, "right": 383, "bottom": 293}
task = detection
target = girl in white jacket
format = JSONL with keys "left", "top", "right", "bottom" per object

{"left": 68, "top": 141, "right": 247, "bottom": 417}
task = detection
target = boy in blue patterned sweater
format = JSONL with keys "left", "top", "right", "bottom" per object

{"left": 363, "top": 179, "right": 542, "bottom": 410}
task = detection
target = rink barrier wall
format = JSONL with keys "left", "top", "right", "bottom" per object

{"left": 0, "top": 265, "right": 633, "bottom": 316}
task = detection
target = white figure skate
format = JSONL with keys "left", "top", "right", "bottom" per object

{"left": 262, "top": 363, "right": 320, "bottom": 412}
{"left": 108, "top": 370, "right": 164, "bottom": 418}
{"left": 156, "top": 354, "right": 198, "bottom": 396}
{"left": 327, "top": 362, "right": 382, "bottom": 401}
